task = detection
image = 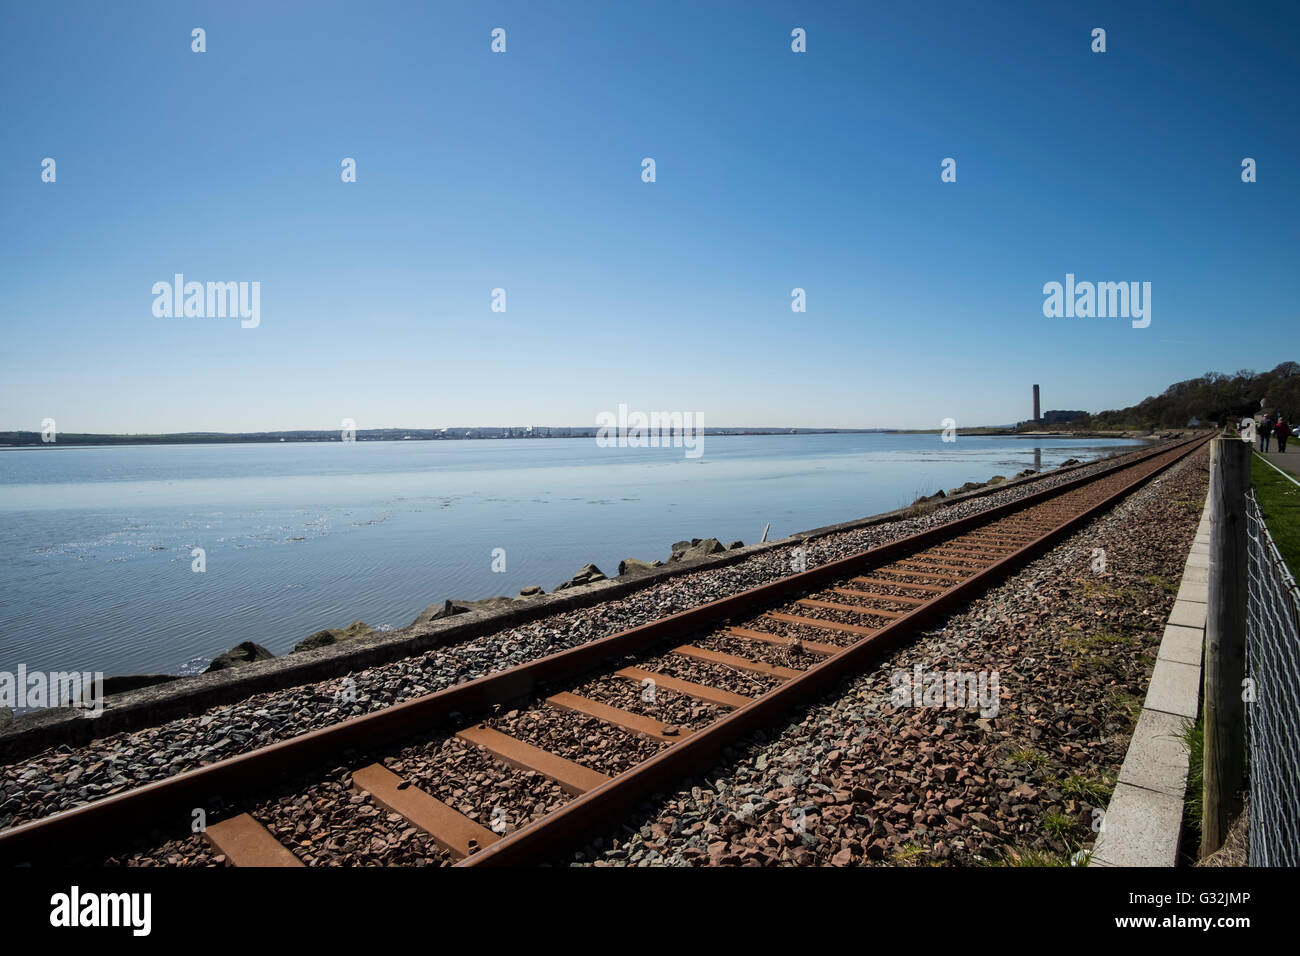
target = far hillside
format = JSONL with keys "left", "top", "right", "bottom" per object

{"left": 1090, "top": 363, "right": 1300, "bottom": 430}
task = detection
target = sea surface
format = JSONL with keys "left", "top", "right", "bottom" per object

{"left": 0, "top": 433, "right": 1143, "bottom": 677}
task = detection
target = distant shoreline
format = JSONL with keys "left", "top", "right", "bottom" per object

{"left": 0, "top": 428, "right": 1169, "bottom": 449}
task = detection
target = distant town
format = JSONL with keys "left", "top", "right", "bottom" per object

{"left": 0, "top": 426, "right": 953, "bottom": 447}
{"left": 0, "top": 384, "right": 1123, "bottom": 448}
{"left": 0, "top": 419, "right": 1098, "bottom": 447}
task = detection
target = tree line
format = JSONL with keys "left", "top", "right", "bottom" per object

{"left": 1090, "top": 363, "right": 1300, "bottom": 429}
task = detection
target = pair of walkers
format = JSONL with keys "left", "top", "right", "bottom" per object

{"left": 1259, "top": 415, "right": 1292, "bottom": 453}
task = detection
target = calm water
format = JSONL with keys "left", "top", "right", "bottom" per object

{"left": 0, "top": 434, "right": 1142, "bottom": 677}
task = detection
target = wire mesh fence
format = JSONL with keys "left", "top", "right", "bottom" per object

{"left": 1244, "top": 487, "right": 1300, "bottom": 866}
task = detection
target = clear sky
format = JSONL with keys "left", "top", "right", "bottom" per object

{"left": 2, "top": 1, "right": 1297, "bottom": 433}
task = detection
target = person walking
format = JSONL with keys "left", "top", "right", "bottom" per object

{"left": 1260, "top": 415, "right": 1272, "bottom": 451}
{"left": 1275, "top": 416, "right": 1291, "bottom": 453}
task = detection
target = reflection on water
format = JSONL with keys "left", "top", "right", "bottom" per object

{"left": 0, "top": 433, "right": 1145, "bottom": 676}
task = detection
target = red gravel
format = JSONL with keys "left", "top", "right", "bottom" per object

{"left": 570, "top": 674, "right": 725, "bottom": 729}
{"left": 637, "top": 651, "right": 781, "bottom": 696}
{"left": 482, "top": 706, "right": 662, "bottom": 776}
{"left": 387, "top": 735, "right": 570, "bottom": 836}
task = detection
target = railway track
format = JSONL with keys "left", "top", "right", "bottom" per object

{"left": 0, "top": 434, "right": 1209, "bottom": 867}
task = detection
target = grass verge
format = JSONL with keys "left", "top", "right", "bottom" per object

{"left": 1252, "top": 453, "right": 1300, "bottom": 578}
{"left": 1179, "top": 716, "right": 1204, "bottom": 864}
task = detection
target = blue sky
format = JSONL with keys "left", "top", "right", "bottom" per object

{"left": 2, "top": 0, "right": 1297, "bottom": 432}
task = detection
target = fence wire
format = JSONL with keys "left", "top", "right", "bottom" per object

{"left": 1245, "top": 487, "right": 1300, "bottom": 866}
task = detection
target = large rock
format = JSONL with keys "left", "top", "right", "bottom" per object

{"left": 669, "top": 538, "right": 725, "bottom": 563}
{"left": 292, "top": 620, "right": 373, "bottom": 654}
{"left": 618, "top": 557, "right": 663, "bottom": 576}
{"left": 204, "top": 641, "right": 274, "bottom": 673}
{"left": 516, "top": 585, "right": 544, "bottom": 598}
{"left": 413, "top": 597, "right": 514, "bottom": 627}
{"left": 553, "top": 563, "right": 608, "bottom": 591}
{"left": 727, "top": 540, "right": 744, "bottom": 550}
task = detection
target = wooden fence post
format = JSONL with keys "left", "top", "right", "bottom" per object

{"left": 1201, "top": 435, "right": 1249, "bottom": 856}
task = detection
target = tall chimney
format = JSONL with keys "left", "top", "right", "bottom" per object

{"left": 1033, "top": 384, "right": 1041, "bottom": 422}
